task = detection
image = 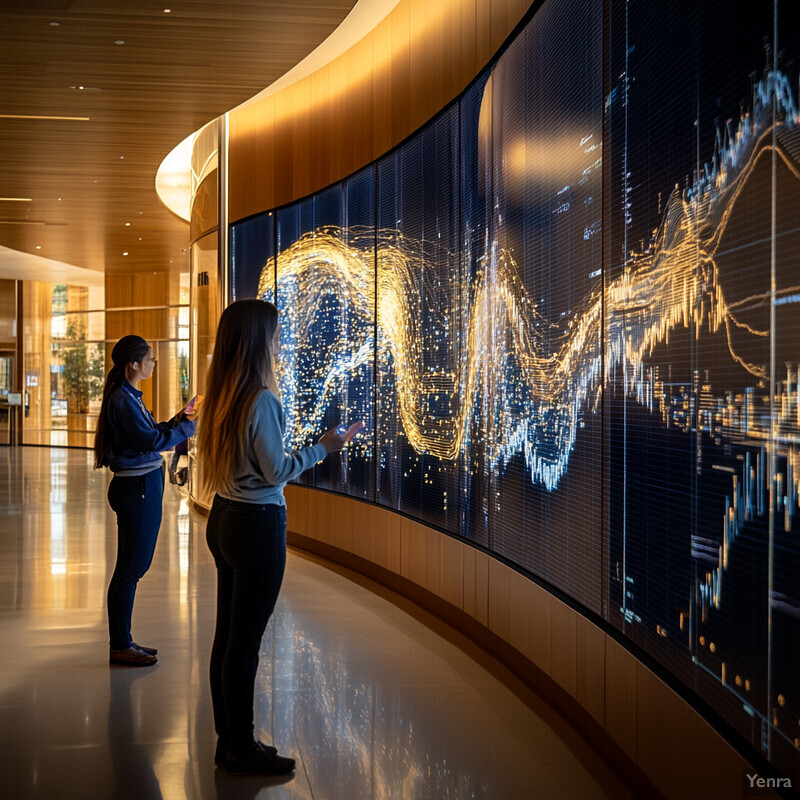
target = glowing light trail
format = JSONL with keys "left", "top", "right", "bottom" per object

{"left": 266, "top": 71, "right": 800, "bottom": 502}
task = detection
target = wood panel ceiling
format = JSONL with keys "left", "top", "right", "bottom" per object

{"left": 0, "top": 0, "right": 356, "bottom": 277}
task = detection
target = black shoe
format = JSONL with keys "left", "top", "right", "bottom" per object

{"left": 214, "top": 739, "right": 278, "bottom": 767}
{"left": 109, "top": 647, "right": 157, "bottom": 667}
{"left": 225, "top": 744, "right": 295, "bottom": 776}
{"left": 131, "top": 642, "right": 158, "bottom": 656}
{"left": 215, "top": 740, "right": 277, "bottom": 767}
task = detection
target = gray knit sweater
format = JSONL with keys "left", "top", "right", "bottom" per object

{"left": 218, "top": 389, "right": 327, "bottom": 506}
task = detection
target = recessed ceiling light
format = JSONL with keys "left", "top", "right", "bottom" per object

{"left": 49, "top": 21, "right": 60, "bottom": 27}
{"left": 35, "top": 245, "right": 42, "bottom": 250}
{"left": 138, "top": 237, "right": 142, "bottom": 241}
{"left": 119, "top": 155, "right": 125, "bottom": 160}
{"left": 114, "top": 39, "right": 125, "bottom": 45}
{"left": 57, "top": 198, "right": 62, "bottom": 202}
{"left": 164, "top": 8, "right": 171, "bottom": 13}
{"left": 125, "top": 222, "right": 131, "bottom": 226}
{"left": 123, "top": 252, "right": 129, "bottom": 256}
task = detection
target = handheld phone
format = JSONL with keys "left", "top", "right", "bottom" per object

{"left": 336, "top": 424, "right": 348, "bottom": 434}
{"left": 185, "top": 395, "right": 203, "bottom": 414}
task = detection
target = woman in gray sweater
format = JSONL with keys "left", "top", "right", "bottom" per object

{"left": 197, "top": 299, "right": 361, "bottom": 776}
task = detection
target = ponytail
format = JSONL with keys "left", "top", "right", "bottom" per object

{"left": 93, "top": 336, "right": 150, "bottom": 469}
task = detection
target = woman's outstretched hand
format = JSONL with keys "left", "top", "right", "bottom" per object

{"left": 178, "top": 395, "right": 204, "bottom": 421}
{"left": 319, "top": 421, "right": 364, "bottom": 454}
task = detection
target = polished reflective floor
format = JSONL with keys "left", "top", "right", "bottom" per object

{"left": 0, "top": 448, "right": 634, "bottom": 799}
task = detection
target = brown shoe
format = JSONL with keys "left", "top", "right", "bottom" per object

{"left": 131, "top": 642, "right": 158, "bottom": 655}
{"left": 110, "top": 646, "right": 157, "bottom": 667}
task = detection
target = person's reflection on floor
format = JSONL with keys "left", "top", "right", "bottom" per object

{"left": 108, "top": 666, "right": 163, "bottom": 799}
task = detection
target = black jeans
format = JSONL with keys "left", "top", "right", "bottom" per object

{"left": 206, "top": 495, "right": 287, "bottom": 755}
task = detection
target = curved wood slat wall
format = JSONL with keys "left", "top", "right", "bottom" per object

{"left": 220, "top": 2, "right": 770, "bottom": 798}
{"left": 228, "top": 0, "right": 530, "bottom": 222}
{"left": 285, "top": 486, "right": 753, "bottom": 800}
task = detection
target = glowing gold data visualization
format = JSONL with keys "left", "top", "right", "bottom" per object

{"left": 264, "top": 68, "right": 800, "bottom": 504}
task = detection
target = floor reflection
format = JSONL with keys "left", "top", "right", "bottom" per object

{"left": 0, "top": 448, "right": 631, "bottom": 799}
{"left": 109, "top": 666, "right": 163, "bottom": 799}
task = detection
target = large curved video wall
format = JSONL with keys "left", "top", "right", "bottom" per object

{"left": 230, "top": 0, "right": 800, "bottom": 782}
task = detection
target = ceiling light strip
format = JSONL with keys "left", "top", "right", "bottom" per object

{"left": 0, "top": 114, "right": 90, "bottom": 121}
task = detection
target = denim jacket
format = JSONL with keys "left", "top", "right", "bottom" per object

{"left": 103, "top": 381, "right": 196, "bottom": 473}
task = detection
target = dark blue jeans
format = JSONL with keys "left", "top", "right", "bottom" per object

{"left": 107, "top": 467, "right": 164, "bottom": 650}
{"left": 206, "top": 495, "right": 287, "bottom": 756}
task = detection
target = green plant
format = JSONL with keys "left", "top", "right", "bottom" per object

{"left": 61, "top": 320, "right": 105, "bottom": 414}
{"left": 178, "top": 348, "right": 189, "bottom": 404}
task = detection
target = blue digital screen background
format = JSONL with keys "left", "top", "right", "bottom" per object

{"left": 230, "top": 0, "right": 800, "bottom": 782}
{"left": 231, "top": 210, "right": 274, "bottom": 303}
{"left": 273, "top": 169, "right": 376, "bottom": 499}
{"left": 376, "top": 105, "right": 461, "bottom": 531}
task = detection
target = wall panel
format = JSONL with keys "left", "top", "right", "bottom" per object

{"left": 576, "top": 615, "right": 605, "bottom": 727}
{"left": 309, "top": 65, "right": 332, "bottom": 193}
{"left": 550, "top": 599, "right": 577, "bottom": 699}
{"left": 440, "top": 534, "right": 464, "bottom": 609}
{"left": 272, "top": 97, "right": 294, "bottom": 208}
{"left": 371, "top": 21, "right": 394, "bottom": 158}
{"left": 408, "top": 0, "right": 444, "bottom": 133}
{"left": 400, "top": 516, "right": 426, "bottom": 586}
{"left": 508, "top": 570, "right": 532, "bottom": 660}
{"left": 314, "top": 491, "right": 335, "bottom": 546}
{"left": 341, "top": 35, "right": 374, "bottom": 178}
{"left": 352, "top": 499, "right": 372, "bottom": 560}
{"left": 20, "top": 281, "right": 53, "bottom": 445}
{"left": 327, "top": 57, "right": 345, "bottom": 186}
{"left": 605, "top": 638, "right": 637, "bottom": 760}
{"left": 291, "top": 78, "right": 313, "bottom": 202}
{"left": 229, "top": 0, "right": 527, "bottom": 225}
{"left": 0, "top": 279, "right": 17, "bottom": 347}
{"left": 387, "top": 1, "right": 412, "bottom": 149}
{"left": 441, "top": 0, "right": 468, "bottom": 102}
{"left": 489, "top": 0, "right": 530, "bottom": 54}
{"left": 370, "top": 504, "right": 401, "bottom": 573}
{"left": 105, "top": 271, "right": 175, "bottom": 416}
{"left": 228, "top": 95, "right": 276, "bottom": 221}
{"left": 335, "top": 492, "right": 355, "bottom": 552}
{"left": 423, "top": 525, "right": 441, "bottom": 595}
{"left": 475, "top": 0, "right": 492, "bottom": 72}
{"left": 636, "top": 664, "right": 748, "bottom": 800}
{"left": 474, "top": 550, "right": 490, "bottom": 627}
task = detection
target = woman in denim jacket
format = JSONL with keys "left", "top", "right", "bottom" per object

{"left": 94, "top": 335, "right": 197, "bottom": 667}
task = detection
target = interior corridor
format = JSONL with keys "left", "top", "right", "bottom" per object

{"left": 0, "top": 447, "right": 633, "bottom": 799}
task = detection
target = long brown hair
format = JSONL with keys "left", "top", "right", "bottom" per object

{"left": 93, "top": 335, "right": 151, "bottom": 469}
{"left": 197, "top": 299, "right": 280, "bottom": 494}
